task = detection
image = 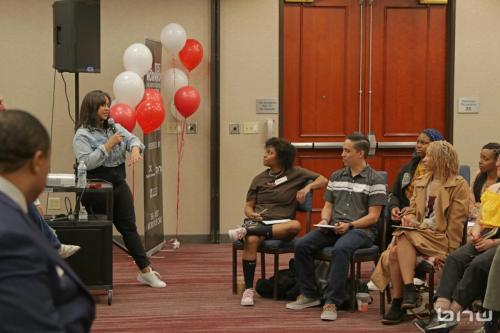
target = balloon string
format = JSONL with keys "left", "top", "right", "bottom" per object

{"left": 175, "top": 118, "right": 186, "bottom": 237}
{"left": 172, "top": 57, "right": 176, "bottom": 96}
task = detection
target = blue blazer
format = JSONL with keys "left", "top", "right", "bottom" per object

{"left": 0, "top": 192, "right": 95, "bottom": 332}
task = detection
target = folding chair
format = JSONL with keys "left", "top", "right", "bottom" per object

{"left": 231, "top": 187, "right": 313, "bottom": 299}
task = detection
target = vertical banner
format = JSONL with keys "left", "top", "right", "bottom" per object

{"left": 143, "top": 38, "right": 165, "bottom": 253}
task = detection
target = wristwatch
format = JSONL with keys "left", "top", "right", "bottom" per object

{"left": 348, "top": 222, "right": 354, "bottom": 230}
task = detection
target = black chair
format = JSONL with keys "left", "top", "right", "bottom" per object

{"left": 231, "top": 187, "right": 313, "bottom": 299}
{"left": 313, "top": 171, "right": 388, "bottom": 313}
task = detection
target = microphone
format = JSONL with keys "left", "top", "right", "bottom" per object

{"left": 107, "top": 118, "right": 118, "bottom": 134}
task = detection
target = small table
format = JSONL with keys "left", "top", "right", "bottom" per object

{"left": 44, "top": 183, "right": 114, "bottom": 305}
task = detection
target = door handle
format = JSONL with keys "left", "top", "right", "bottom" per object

{"left": 291, "top": 142, "right": 313, "bottom": 149}
{"left": 313, "top": 142, "right": 344, "bottom": 149}
{"left": 377, "top": 142, "right": 415, "bottom": 149}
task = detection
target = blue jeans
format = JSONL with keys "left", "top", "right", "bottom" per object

{"left": 294, "top": 228, "right": 372, "bottom": 306}
{"left": 28, "top": 203, "right": 61, "bottom": 250}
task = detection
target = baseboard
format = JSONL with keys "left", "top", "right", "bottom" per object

{"left": 112, "top": 234, "right": 232, "bottom": 246}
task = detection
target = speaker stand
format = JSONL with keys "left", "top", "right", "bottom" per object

{"left": 75, "top": 72, "right": 79, "bottom": 127}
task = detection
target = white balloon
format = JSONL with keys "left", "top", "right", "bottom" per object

{"left": 160, "top": 23, "right": 187, "bottom": 54}
{"left": 169, "top": 101, "right": 185, "bottom": 120}
{"left": 163, "top": 68, "right": 188, "bottom": 99}
{"left": 123, "top": 43, "right": 153, "bottom": 77}
{"left": 113, "top": 71, "right": 145, "bottom": 108}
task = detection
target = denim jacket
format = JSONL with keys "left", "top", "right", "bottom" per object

{"left": 73, "top": 123, "right": 144, "bottom": 171}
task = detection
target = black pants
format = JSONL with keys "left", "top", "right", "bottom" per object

{"left": 82, "top": 181, "right": 150, "bottom": 270}
{"left": 436, "top": 243, "right": 497, "bottom": 307}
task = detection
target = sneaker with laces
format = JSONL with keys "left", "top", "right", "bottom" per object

{"left": 423, "top": 309, "right": 458, "bottom": 332}
{"left": 320, "top": 303, "right": 337, "bottom": 321}
{"left": 228, "top": 226, "right": 247, "bottom": 241}
{"left": 58, "top": 244, "right": 80, "bottom": 258}
{"left": 286, "top": 294, "right": 321, "bottom": 310}
{"left": 240, "top": 288, "right": 254, "bottom": 306}
{"left": 137, "top": 268, "right": 167, "bottom": 288}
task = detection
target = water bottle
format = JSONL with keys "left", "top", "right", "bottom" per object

{"left": 78, "top": 205, "right": 88, "bottom": 221}
{"left": 76, "top": 161, "right": 87, "bottom": 188}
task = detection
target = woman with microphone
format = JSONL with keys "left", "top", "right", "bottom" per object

{"left": 73, "top": 90, "right": 166, "bottom": 288}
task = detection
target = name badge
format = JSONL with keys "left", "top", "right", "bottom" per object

{"left": 274, "top": 176, "right": 288, "bottom": 186}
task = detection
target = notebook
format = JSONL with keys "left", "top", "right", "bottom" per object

{"left": 391, "top": 225, "right": 418, "bottom": 231}
{"left": 262, "top": 219, "right": 292, "bottom": 225}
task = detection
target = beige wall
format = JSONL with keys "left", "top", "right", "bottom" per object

{"left": 0, "top": 0, "right": 211, "bottom": 236}
{"left": 219, "top": 0, "right": 280, "bottom": 232}
{"left": 1, "top": 0, "right": 498, "bottom": 237}
{"left": 453, "top": 0, "right": 500, "bottom": 175}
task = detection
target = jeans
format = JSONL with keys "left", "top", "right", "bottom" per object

{"left": 294, "top": 228, "right": 372, "bottom": 306}
{"left": 436, "top": 242, "right": 497, "bottom": 307}
{"left": 28, "top": 203, "right": 61, "bottom": 249}
{"left": 83, "top": 181, "right": 150, "bottom": 270}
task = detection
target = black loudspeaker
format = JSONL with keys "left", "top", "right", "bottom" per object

{"left": 53, "top": 0, "right": 100, "bottom": 73}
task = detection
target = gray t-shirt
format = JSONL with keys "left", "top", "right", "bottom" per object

{"left": 247, "top": 166, "right": 320, "bottom": 220}
{"left": 324, "top": 165, "right": 387, "bottom": 241}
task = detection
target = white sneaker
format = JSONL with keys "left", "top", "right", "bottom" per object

{"left": 367, "top": 280, "right": 379, "bottom": 291}
{"left": 414, "top": 277, "right": 425, "bottom": 287}
{"left": 241, "top": 288, "right": 254, "bottom": 306}
{"left": 137, "top": 268, "right": 167, "bottom": 288}
{"left": 58, "top": 244, "right": 80, "bottom": 258}
{"left": 228, "top": 227, "right": 247, "bottom": 241}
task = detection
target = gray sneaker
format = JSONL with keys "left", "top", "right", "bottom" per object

{"left": 286, "top": 294, "right": 321, "bottom": 310}
{"left": 320, "top": 303, "right": 338, "bottom": 321}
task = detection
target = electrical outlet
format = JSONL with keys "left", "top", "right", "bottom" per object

{"left": 48, "top": 197, "right": 61, "bottom": 210}
{"left": 243, "top": 122, "right": 259, "bottom": 134}
{"left": 166, "top": 122, "right": 178, "bottom": 134}
{"left": 229, "top": 123, "right": 240, "bottom": 134}
{"left": 186, "top": 122, "right": 197, "bottom": 134}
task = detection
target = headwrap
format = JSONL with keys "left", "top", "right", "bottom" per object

{"left": 422, "top": 128, "right": 444, "bottom": 142}
{"left": 412, "top": 128, "right": 445, "bottom": 158}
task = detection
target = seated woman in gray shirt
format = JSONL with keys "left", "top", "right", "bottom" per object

{"left": 228, "top": 137, "right": 328, "bottom": 307}
{"left": 73, "top": 90, "right": 165, "bottom": 288}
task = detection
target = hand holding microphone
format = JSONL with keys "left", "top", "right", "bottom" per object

{"left": 104, "top": 118, "right": 122, "bottom": 152}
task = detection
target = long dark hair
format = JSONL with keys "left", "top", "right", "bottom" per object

{"left": 265, "top": 137, "right": 296, "bottom": 171}
{"left": 76, "top": 90, "right": 111, "bottom": 130}
{"left": 473, "top": 142, "right": 500, "bottom": 202}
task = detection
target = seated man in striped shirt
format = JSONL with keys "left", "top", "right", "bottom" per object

{"left": 286, "top": 133, "right": 386, "bottom": 321}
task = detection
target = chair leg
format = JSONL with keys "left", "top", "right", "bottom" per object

{"left": 386, "top": 286, "right": 392, "bottom": 304}
{"left": 261, "top": 252, "right": 266, "bottom": 279}
{"left": 350, "top": 260, "right": 356, "bottom": 311}
{"left": 380, "top": 290, "right": 386, "bottom": 315}
{"left": 232, "top": 245, "right": 237, "bottom": 294}
{"left": 273, "top": 254, "right": 279, "bottom": 300}
{"left": 428, "top": 272, "right": 434, "bottom": 311}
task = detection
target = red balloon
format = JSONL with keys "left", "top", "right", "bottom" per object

{"left": 136, "top": 99, "right": 165, "bottom": 135}
{"left": 179, "top": 39, "right": 203, "bottom": 72}
{"left": 142, "top": 88, "right": 163, "bottom": 103}
{"left": 174, "top": 86, "right": 200, "bottom": 118}
{"left": 109, "top": 103, "right": 136, "bottom": 132}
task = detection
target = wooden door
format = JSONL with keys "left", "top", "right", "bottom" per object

{"left": 282, "top": 0, "right": 449, "bottom": 229}
{"left": 366, "top": 0, "right": 447, "bottom": 183}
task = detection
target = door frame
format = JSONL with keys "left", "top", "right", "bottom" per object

{"left": 278, "top": 0, "right": 456, "bottom": 143}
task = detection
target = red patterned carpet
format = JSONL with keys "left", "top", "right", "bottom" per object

{"left": 90, "top": 243, "right": 481, "bottom": 333}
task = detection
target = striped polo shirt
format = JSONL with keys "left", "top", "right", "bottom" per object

{"left": 324, "top": 165, "right": 387, "bottom": 241}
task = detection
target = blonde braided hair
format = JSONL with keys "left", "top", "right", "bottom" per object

{"left": 425, "top": 140, "right": 459, "bottom": 182}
